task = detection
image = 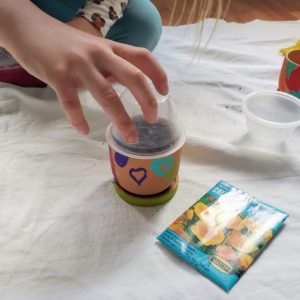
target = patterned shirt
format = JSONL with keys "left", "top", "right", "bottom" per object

{"left": 78, "top": 0, "right": 128, "bottom": 36}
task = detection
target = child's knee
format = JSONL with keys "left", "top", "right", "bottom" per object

{"left": 107, "top": 0, "right": 162, "bottom": 51}
{"left": 32, "top": 0, "right": 86, "bottom": 22}
{"left": 138, "top": 4, "right": 162, "bottom": 51}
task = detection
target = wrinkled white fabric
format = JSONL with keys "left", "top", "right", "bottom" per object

{"left": 0, "top": 20, "right": 300, "bottom": 300}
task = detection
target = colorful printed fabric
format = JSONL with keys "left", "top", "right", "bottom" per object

{"left": 78, "top": 0, "right": 128, "bottom": 36}
{"left": 157, "top": 181, "right": 288, "bottom": 292}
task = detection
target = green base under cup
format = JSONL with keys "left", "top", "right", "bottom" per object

{"left": 114, "top": 176, "right": 179, "bottom": 207}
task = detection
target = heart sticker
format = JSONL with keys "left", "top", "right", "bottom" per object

{"left": 115, "top": 152, "right": 129, "bottom": 168}
{"left": 150, "top": 156, "right": 174, "bottom": 177}
{"left": 129, "top": 168, "right": 148, "bottom": 186}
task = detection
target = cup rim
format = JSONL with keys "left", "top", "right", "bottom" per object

{"left": 286, "top": 49, "right": 300, "bottom": 65}
{"left": 105, "top": 123, "right": 186, "bottom": 159}
{"left": 242, "top": 91, "right": 300, "bottom": 128}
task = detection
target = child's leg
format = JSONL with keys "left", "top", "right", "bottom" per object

{"left": 106, "top": 0, "right": 162, "bottom": 51}
{"left": 31, "top": 0, "right": 86, "bottom": 22}
{"left": 31, "top": 0, "right": 162, "bottom": 51}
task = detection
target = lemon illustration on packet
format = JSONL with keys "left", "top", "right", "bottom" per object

{"left": 157, "top": 181, "right": 288, "bottom": 292}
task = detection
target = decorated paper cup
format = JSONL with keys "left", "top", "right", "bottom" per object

{"left": 107, "top": 130, "right": 184, "bottom": 196}
{"left": 278, "top": 49, "right": 300, "bottom": 99}
{"left": 105, "top": 86, "right": 185, "bottom": 206}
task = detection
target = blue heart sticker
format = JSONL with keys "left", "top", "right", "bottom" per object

{"left": 150, "top": 156, "right": 174, "bottom": 177}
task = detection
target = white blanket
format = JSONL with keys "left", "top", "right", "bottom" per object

{"left": 0, "top": 20, "right": 300, "bottom": 300}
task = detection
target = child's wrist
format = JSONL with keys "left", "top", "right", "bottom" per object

{"left": 67, "top": 17, "right": 102, "bottom": 37}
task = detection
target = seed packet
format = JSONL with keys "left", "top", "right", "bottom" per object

{"left": 157, "top": 180, "right": 289, "bottom": 292}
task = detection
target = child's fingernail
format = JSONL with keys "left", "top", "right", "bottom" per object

{"left": 149, "top": 112, "right": 158, "bottom": 123}
{"left": 127, "top": 131, "right": 138, "bottom": 144}
{"left": 162, "top": 84, "right": 169, "bottom": 95}
{"left": 78, "top": 126, "right": 89, "bottom": 135}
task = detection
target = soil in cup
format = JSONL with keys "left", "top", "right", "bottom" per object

{"left": 113, "top": 115, "right": 179, "bottom": 155}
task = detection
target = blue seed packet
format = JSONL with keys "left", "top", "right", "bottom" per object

{"left": 157, "top": 180, "right": 289, "bottom": 292}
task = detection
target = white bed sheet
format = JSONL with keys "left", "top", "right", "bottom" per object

{"left": 0, "top": 19, "right": 300, "bottom": 300}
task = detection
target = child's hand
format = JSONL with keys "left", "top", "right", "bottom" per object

{"left": 0, "top": 1, "right": 168, "bottom": 143}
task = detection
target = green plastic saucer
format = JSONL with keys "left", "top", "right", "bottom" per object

{"left": 114, "top": 176, "right": 179, "bottom": 207}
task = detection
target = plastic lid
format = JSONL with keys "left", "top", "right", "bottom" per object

{"left": 108, "top": 85, "right": 185, "bottom": 156}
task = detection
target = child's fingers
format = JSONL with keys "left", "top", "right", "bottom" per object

{"left": 102, "top": 56, "right": 158, "bottom": 124}
{"left": 80, "top": 66, "right": 138, "bottom": 144}
{"left": 55, "top": 85, "right": 89, "bottom": 135}
{"left": 106, "top": 75, "right": 117, "bottom": 83}
{"left": 111, "top": 42, "right": 169, "bottom": 95}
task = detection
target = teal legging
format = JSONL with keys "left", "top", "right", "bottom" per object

{"left": 31, "top": 0, "right": 162, "bottom": 51}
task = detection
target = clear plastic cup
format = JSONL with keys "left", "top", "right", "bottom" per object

{"left": 243, "top": 91, "right": 300, "bottom": 145}
{"left": 110, "top": 86, "right": 183, "bottom": 156}
{"left": 105, "top": 85, "right": 185, "bottom": 202}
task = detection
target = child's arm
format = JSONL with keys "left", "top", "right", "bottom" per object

{"left": 0, "top": 0, "right": 168, "bottom": 143}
